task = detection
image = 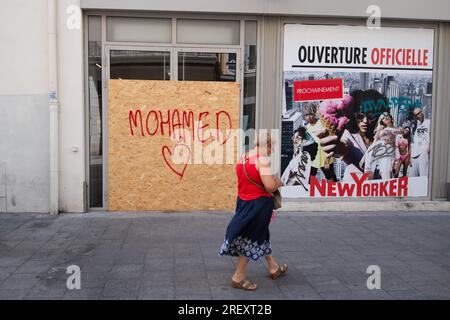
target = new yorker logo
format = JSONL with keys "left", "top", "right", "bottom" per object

{"left": 310, "top": 173, "right": 408, "bottom": 197}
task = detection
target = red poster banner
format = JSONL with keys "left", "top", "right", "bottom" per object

{"left": 294, "top": 78, "right": 343, "bottom": 101}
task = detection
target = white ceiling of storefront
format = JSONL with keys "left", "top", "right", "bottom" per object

{"left": 80, "top": 0, "right": 450, "bottom": 22}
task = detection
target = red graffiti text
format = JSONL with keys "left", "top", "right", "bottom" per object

{"left": 129, "top": 109, "right": 233, "bottom": 144}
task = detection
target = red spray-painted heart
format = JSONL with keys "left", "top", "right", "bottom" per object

{"left": 161, "top": 143, "right": 191, "bottom": 180}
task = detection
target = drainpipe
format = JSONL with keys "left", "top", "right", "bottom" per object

{"left": 48, "top": 0, "right": 59, "bottom": 215}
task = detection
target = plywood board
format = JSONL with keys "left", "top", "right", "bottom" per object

{"left": 108, "top": 80, "right": 240, "bottom": 211}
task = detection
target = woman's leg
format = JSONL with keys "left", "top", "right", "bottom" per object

{"left": 265, "top": 255, "right": 288, "bottom": 279}
{"left": 232, "top": 257, "right": 256, "bottom": 287}
{"left": 394, "top": 159, "right": 400, "bottom": 178}
{"left": 403, "top": 158, "right": 410, "bottom": 177}
{"left": 265, "top": 255, "right": 280, "bottom": 274}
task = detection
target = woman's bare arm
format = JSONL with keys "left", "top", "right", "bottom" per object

{"left": 257, "top": 157, "right": 282, "bottom": 193}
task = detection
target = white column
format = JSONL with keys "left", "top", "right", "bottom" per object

{"left": 48, "top": 0, "right": 59, "bottom": 215}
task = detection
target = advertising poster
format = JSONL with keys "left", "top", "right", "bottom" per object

{"left": 281, "top": 24, "right": 434, "bottom": 198}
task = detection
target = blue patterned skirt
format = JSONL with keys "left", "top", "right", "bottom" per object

{"left": 219, "top": 196, "right": 274, "bottom": 261}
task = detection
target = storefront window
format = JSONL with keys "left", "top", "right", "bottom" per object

{"left": 177, "top": 19, "right": 240, "bottom": 45}
{"left": 110, "top": 50, "right": 171, "bottom": 80}
{"left": 106, "top": 17, "right": 172, "bottom": 43}
{"left": 178, "top": 52, "right": 236, "bottom": 81}
{"left": 87, "top": 16, "right": 103, "bottom": 208}
{"left": 243, "top": 21, "right": 257, "bottom": 150}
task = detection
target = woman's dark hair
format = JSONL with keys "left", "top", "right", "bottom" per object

{"left": 294, "top": 126, "right": 307, "bottom": 139}
{"left": 294, "top": 126, "right": 317, "bottom": 162}
{"left": 402, "top": 126, "right": 412, "bottom": 143}
{"left": 347, "top": 89, "right": 389, "bottom": 139}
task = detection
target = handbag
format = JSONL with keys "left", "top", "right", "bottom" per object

{"left": 242, "top": 155, "right": 282, "bottom": 210}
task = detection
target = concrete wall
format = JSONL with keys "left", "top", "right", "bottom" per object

{"left": 0, "top": 0, "right": 50, "bottom": 212}
{"left": 80, "top": 0, "right": 450, "bottom": 21}
{"left": 0, "top": 0, "right": 86, "bottom": 213}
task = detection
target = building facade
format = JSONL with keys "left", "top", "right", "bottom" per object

{"left": 1, "top": 0, "right": 450, "bottom": 213}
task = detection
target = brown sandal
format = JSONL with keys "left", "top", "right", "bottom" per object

{"left": 231, "top": 279, "right": 258, "bottom": 291}
{"left": 270, "top": 264, "right": 288, "bottom": 280}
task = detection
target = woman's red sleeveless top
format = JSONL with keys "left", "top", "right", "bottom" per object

{"left": 236, "top": 154, "right": 273, "bottom": 200}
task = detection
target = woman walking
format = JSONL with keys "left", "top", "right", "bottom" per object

{"left": 219, "top": 132, "right": 287, "bottom": 291}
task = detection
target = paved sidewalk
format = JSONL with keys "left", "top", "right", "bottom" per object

{"left": 1, "top": 211, "right": 450, "bottom": 300}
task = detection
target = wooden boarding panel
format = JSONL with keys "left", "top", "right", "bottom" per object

{"left": 108, "top": 80, "right": 240, "bottom": 211}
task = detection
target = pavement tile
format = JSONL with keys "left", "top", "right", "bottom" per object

{"left": 141, "top": 271, "right": 174, "bottom": 287}
{"left": 99, "top": 295, "right": 137, "bottom": 300}
{"left": 108, "top": 264, "right": 144, "bottom": 280}
{"left": 63, "top": 288, "right": 103, "bottom": 300}
{"left": 309, "top": 280, "right": 349, "bottom": 293}
{"left": 246, "top": 287, "right": 290, "bottom": 300}
{"left": 0, "top": 267, "right": 18, "bottom": 282}
{"left": 175, "top": 282, "right": 211, "bottom": 295}
{"left": 138, "top": 286, "right": 175, "bottom": 300}
{"left": 0, "top": 241, "right": 21, "bottom": 251}
{"left": 14, "top": 260, "right": 54, "bottom": 274}
{"left": 101, "top": 278, "right": 140, "bottom": 298}
{"left": 0, "top": 256, "right": 29, "bottom": 268}
{"left": 24, "top": 282, "right": 67, "bottom": 299}
{"left": 279, "top": 284, "right": 321, "bottom": 300}
{"left": 175, "top": 293, "right": 212, "bottom": 300}
{"left": 0, "top": 274, "right": 40, "bottom": 290}
{"left": 80, "top": 272, "right": 109, "bottom": 288}
{"left": 0, "top": 289, "right": 28, "bottom": 300}
{"left": 210, "top": 286, "right": 242, "bottom": 299}
{"left": 408, "top": 283, "right": 450, "bottom": 299}
{"left": 82, "top": 262, "right": 114, "bottom": 273}
{"left": 146, "top": 246, "right": 174, "bottom": 259}
{"left": 349, "top": 289, "right": 393, "bottom": 300}
{"left": 387, "top": 289, "right": 428, "bottom": 300}
{"left": 145, "top": 258, "right": 174, "bottom": 272}
{"left": 319, "top": 289, "right": 359, "bottom": 300}
{"left": 113, "top": 250, "right": 147, "bottom": 264}
{"left": 206, "top": 271, "right": 232, "bottom": 287}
